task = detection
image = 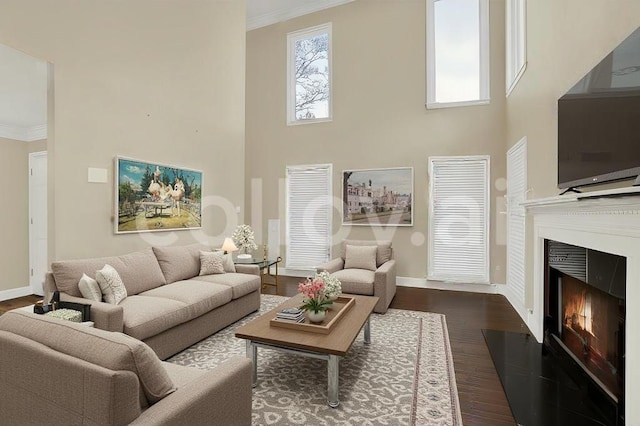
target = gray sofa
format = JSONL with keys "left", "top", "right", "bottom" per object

{"left": 0, "top": 310, "right": 252, "bottom": 426}
{"left": 317, "top": 239, "right": 396, "bottom": 313}
{"left": 44, "top": 243, "right": 261, "bottom": 359}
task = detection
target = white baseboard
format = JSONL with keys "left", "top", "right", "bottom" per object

{"left": 500, "top": 283, "right": 530, "bottom": 325}
{"left": 0, "top": 286, "right": 33, "bottom": 302}
{"left": 397, "top": 276, "right": 504, "bottom": 294}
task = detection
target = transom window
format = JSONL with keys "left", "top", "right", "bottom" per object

{"left": 426, "top": 0, "right": 490, "bottom": 108}
{"left": 287, "top": 23, "right": 332, "bottom": 125}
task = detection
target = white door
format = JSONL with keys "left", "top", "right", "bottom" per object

{"left": 506, "top": 137, "right": 527, "bottom": 308}
{"left": 29, "top": 151, "right": 47, "bottom": 296}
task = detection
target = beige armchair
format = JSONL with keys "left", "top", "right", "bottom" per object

{"left": 317, "top": 240, "right": 396, "bottom": 313}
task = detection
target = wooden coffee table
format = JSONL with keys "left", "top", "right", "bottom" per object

{"left": 234, "top": 294, "right": 378, "bottom": 408}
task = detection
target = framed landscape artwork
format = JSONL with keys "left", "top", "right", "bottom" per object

{"left": 342, "top": 167, "right": 413, "bottom": 226}
{"left": 115, "top": 156, "right": 203, "bottom": 234}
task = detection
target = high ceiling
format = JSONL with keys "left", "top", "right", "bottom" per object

{"left": 247, "top": 0, "right": 354, "bottom": 31}
{"left": 0, "top": 1, "right": 349, "bottom": 142}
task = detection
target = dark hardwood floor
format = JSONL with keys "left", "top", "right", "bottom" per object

{"left": 0, "top": 294, "right": 41, "bottom": 315}
{"left": 2, "top": 279, "right": 524, "bottom": 425}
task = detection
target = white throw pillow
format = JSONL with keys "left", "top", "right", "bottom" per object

{"left": 344, "top": 244, "right": 377, "bottom": 271}
{"left": 200, "top": 251, "right": 225, "bottom": 275}
{"left": 214, "top": 250, "right": 236, "bottom": 273}
{"left": 78, "top": 273, "right": 102, "bottom": 302}
{"left": 95, "top": 264, "right": 127, "bottom": 305}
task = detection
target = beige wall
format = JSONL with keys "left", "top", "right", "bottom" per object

{"left": 28, "top": 139, "right": 47, "bottom": 153}
{"left": 0, "top": 0, "right": 246, "bottom": 292}
{"left": 506, "top": 0, "right": 640, "bottom": 197}
{"left": 505, "top": 0, "right": 640, "bottom": 305}
{"left": 0, "top": 138, "right": 48, "bottom": 292}
{"left": 246, "top": 0, "right": 507, "bottom": 282}
{"left": 0, "top": 137, "right": 29, "bottom": 291}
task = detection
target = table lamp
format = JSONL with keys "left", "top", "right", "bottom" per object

{"left": 221, "top": 238, "right": 238, "bottom": 255}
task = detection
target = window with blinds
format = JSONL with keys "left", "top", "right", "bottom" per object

{"left": 285, "top": 164, "right": 332, "bottom": 270}
{"left": 428, "top": 156, "right": 490, "bottom": 284}
{"left": 506, "top": 138, "right": 527, "bottom": 307}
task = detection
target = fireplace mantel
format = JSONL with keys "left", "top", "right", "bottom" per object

{"left": 522, "top": 189, "right": 640, "bottom": 424}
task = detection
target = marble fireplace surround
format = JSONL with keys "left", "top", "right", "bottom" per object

{"left": 522, "top": 187, "right": 640, "bottom": 424}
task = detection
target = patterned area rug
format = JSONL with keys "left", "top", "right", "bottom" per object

{"left": 168, "top": 295, "right": 463, "bottom": 426}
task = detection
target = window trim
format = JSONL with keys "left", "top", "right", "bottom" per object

{"left": 426, "top": 0, "right": 491, "bottom": 109}
{"left": 506, "top": 0, "right": 527, "bottom": 96}
{"left": 286, "top": 23, "right": 333, "bottom": 126}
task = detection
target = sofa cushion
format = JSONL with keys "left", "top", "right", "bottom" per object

{"left": 140, "top": 280, "right": 233, "bottom": 319}
{"left": 119, "top": 295, "right": 190, "bottom": 341}
{"left": 199, "top": 251, "right": 225, "bottom": 275}
{"left": 78, "top": 273, "right": 102, "bottom": 302}
{"left": 214, "top": 250, "right": 236, "bottom": 273}
{"left": 96, "top": 264, "right": 128, "bottom": 305}
{"left": 152, "top": 244, "right": 209, "bottom": 284}
{"left": 341, "top": 240, "right": 392, "bottom": 267}
{"left": 193, "top": 273, "right": 260, "bottom": 300}
{"left": 51, "top": 248, "right": 166, "bottom": 297}
{"left": 0, "top": 310, "right": 175, "bottom": 405}
{"left": 332, "top": 269, "right": 375, "bottom": 295}
{"left": 344, "top": 245, "right": 377, "bottom": 271}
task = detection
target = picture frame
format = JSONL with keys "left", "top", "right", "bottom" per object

{"left": 342, "top": 167, "right": 413, "bottom": 226}
{"left": 115, "top": 156, "right": 203, "bottom": 234}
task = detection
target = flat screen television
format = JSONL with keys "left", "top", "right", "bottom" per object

{"left": 557, "top": 26, "right": 640, "bottom": 190}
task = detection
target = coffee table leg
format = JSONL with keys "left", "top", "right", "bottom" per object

{"left": 364, "top": 317, "right": 371, "bottom": 345}
{"left": 246, "top": 340, "right": 257, "bottom": 387}
{"left": 328, "top": 355, "right": 340, "bottom": 408}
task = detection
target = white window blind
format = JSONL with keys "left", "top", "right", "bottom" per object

{"left": 506, "top": 138, "right": 527, "bottom": 306}
{"left": 428, "top": 156, "right": 490, "bottom": 283}
{"left": 286, "top": 164, "right": 332, "bottom": 270}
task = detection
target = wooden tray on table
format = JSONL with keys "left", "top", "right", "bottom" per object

{"left": 270, "top": 296, "right": 355, "bottom": 334}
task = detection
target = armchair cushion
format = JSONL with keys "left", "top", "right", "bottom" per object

{"left": 332, "top": 269, "right": 375, "bottom": 295}
{"left": 341, "top": 239, "right": 392, "bottom": 267}
{"left": 344, "top": 245, "right": 377, "bottom": 271}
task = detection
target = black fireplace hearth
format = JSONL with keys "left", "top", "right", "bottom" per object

{"left": 483, "top": 329, "right": 613, "bottom": 426}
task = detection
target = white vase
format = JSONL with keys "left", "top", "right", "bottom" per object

{"left": 237, "top": 254, "right": 252, "bottom": 259}
{"left": 306, "top": 310, "right": 326, "bottom": 324}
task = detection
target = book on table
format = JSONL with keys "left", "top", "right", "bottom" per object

{"left": 276, "top": 308, "right": 304, "bottom": 322}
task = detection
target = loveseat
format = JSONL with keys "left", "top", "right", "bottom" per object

{"left": 316, "top": 239, "right": 396, "bottom": 313}
{"left": 44, "top": 244, "right": 261, "bottom": 359}
{"left": 0, "top": 310, "right": 252, "bottom": 426}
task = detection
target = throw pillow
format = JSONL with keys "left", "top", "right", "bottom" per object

{"left": 78, "top": 273, "right": 102, "bottom": 302}
{"left": 344, "top": 244, "right": 377, "bottom": 271}
{"left": 199, "top": 251, "right": 225, "bottom": 275}
{"left": 95, "top": 264, "right": 128, "bottom": 305}
{"left": 214, "top": 250, "right": 236, "bottom": 273}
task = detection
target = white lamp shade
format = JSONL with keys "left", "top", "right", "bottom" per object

{"left": 221, "top": 238, "right": 238, "bottom": 253}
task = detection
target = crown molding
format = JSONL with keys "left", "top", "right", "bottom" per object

{"left": 0, "top": 122, "right": 47, "bottom": 142}
{"left": 247, "top": 0, "right": 354, "bottom": 31}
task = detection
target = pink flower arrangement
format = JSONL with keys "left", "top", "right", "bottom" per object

{"left": 298, "top": 278, "right": 333, "bottom": 313}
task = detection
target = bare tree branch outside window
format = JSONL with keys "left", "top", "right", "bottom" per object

{"left": 295, "top": 33, "right": 329, "bottom": 120}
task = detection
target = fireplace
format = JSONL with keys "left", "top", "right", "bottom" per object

{"left": 518, "top": 191, "right": 640, "bottom": 425}
{"left": 544, "top": 240, "right": 625, "bottom": 423}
